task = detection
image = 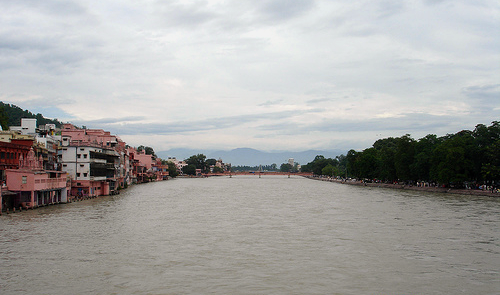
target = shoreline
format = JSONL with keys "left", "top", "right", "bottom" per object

{"left": 306, "top": 176, "right": 500, "bottom": 198}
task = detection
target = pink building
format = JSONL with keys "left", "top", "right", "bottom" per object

{"left": 0, "top": 140, "right": 32, "bottom": 182}
{"left": 3, "top": 148, "right": 68, "bottom": 211}
{"left": 59, "top": 124, "right": 127, "bottom": 197}
{"left": 127, "top": 147, "right": 154, "bottom": 183}
{"left": 133, "top": 149, "right": 154, "bottom": 170}
{"left": 153, "top": 158, "right": 169, "bottom": 181}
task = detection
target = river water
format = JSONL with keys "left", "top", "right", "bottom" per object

{"left": 1, "top": 175, "right": 499, "bottom": 294}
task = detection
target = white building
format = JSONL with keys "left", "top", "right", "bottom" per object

{"left": 167, "top": 157, "right": 187, "bottom": 171}
{"left": 10, "top": 118, "right": 37, "bottom": 135}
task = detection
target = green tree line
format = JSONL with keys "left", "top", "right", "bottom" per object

{"left": 0, "top": 102, "right": 64, "bottom": 130}
{"left": 182, "top": 154, "right": 224, "bottom": 175}
{"left": 302, "top": 122, "right": 500, "bottom": 188}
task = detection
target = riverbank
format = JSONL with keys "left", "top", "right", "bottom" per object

{"left": 306, "top": 176, "right": 500, "bottom": 197}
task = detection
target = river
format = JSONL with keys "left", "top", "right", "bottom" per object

{"left": 1, "top": 175, "right": 499, "bottom": 294}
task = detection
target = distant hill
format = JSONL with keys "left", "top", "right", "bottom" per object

{"left": 156, "top": 148, "right": 213, "bottom": 162}
{"left": 0, "top": 102, "right": 344, "bottom": 165}
{"left": 157, "top": 147, "right": 346, "bottom": 166}
{"left": 0, "top": 102, "right": 63, "bottom": 128}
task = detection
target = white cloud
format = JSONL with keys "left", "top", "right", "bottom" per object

{"left": 0, "top": 0, "right": 498, "bottom": 152}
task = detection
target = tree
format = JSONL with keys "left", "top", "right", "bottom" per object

{"left": 345, "top": 150, "right": 358, "bottom": 178}
{"left": 206, "top": 158, "right": 217, "bottom": 166}
{"left": 356, "top": 148, "right": 378, "bottom": 179}
{"left": 373, "top": 137, "right": 398, "bottom": 181}
{"left": 0, "top": 102, "right": 63, "bottom": 127}
{"left": 322, "top": 164, "right": 335, "bottom": 177}
{"left": 144, "top": 146, "right": 156, "bottom": 157}
{"left": 137, "top": 145, "right": 156, "bottom": 157}
{"left": 0, "top": 105, "right": 8, "bottom": 130}
{"left": 481, "top": 139, "right": 500, "bottom": 182}
{"left": 185, "top": 154, "right": 209, "bottom": 173}
{"left": 213, "top": 166, "right": 224, "bottom": 173}
{"left": 306, "top": 155, "right": 338, "bottom": 175}
{"left": 335, "top": 154, "right": 347, "bottom": 177}
{"left": 166, "top": 162, "right": 179, "bottom": 178}
{"left": 280, "top": 163, "right": 293, "bottom": 172}
{"left": 410, "top": 134, "right": 439, "bottom": 181}
{"left": 394, "top": 135, "right": 416, "bottom": 181}
{"left": 431, "top": 133, "right": 475, "bottom": 185}
{"left": 182, "top": 164, "right": 196, "bottom": 175}
{"left": 320, "top": 121, "right": 500, "bottom": 186}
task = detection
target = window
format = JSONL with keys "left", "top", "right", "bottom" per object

{"left": 83, "top": 173, "right": 88, "bottom": 177}
{"left": 76, "top": 173, "right": 81, "bottom": 177}
{"left": 22, "top": 176, "right": 27, "bottom": 184}
{"left": 80, "top": 164, "right": 84, "bottom": 167}
{"left": 80, "top": 148, "right": 85, "bottom": 151}
{"left": 83, "top": 154, "right": 88, "bottom": 159}
{"left": 77, "top": 154, "right": 81, "bottom": 158}
{"left": 63, "top": 164, "right": 67, "bottom": 167}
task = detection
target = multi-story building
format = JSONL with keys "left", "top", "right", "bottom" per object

{"left": 3, "top": 147, "right": 68, "bottom": 211}
{"left": 59, "top": 124, "right": 122, "bottom": 197}
{"left": 166, "top": 157, "right": 187, "bottom": 174}
{"left": 9, "top": 118, "right": 37, "bottom": 136}
{"left": 59, "top": 143, "right": 118, "bottom": 197}
{"left": 35, "top": 123, "right": 61, "bottom": 170}
{"left": 1, "top": 119, "right": 170, "bottom": 206}
{"left": 127, "top": 147, "right": 156, "bottom": 183}
{"left": 216, "top": 158, "right": 231, "bottom": 172}
{"left": 0, "top": 139, "right": 32, "bottom": 182}
{"left": 8, "top": 118, "right": 62, "bottom": 171}
{"left": 153, "top": 158, "right": 169, "bottom": 181}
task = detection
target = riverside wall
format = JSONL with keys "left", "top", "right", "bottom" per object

{"left": 306, "top": 176, "right": 499, "bottom": 197}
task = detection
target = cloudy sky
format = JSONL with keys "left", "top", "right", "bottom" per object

{"left": 1, "top": 0, "right": 498, "bottom": 152}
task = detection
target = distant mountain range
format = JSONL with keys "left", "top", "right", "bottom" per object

{"left": 156, "top": 147, "right": 346, "bottom": 166}
{"left": 0, "top": 102, "right": 345, "bottom": 166}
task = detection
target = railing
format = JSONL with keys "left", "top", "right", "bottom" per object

{"left": 34, "top": 178, "right": 67, "bottom": 189}
{"left": 67, "top": 140, "right": 106, "bottom": 148}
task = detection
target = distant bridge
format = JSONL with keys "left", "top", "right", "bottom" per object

{"left": 203, "top": 172, "right": 313, "bottom": 177}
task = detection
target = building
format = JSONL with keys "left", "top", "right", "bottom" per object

{"left": 0, "top": 119, "right": 171, "bottom": 210}
{"left": 59, "top": 143, "right": 117, "bottom": 197}
{"left": 153, "top": 158, "right": 169, "bottom": 181}
{"left": 166, "top": 157, "right": 187, "bottom": 174}
{"left": 59, "top": 124, "right": 122, "bottom": 197}
{"left": 0, "top": 137, "right": 33, "bottom": 182}
{"left": 3, "top": 147, "right": 68, "bottom": 211}
{"left": 127, "top": 147, "right": 159, "bottom": 183}
{"left": 9, "top": 118, "right": 37, "bottom": 136}
{"left": 7, "top": 118, "right": 62, "bottom": 171}
{"left": 35, "top": 123, "right": 61, "bottom": 170}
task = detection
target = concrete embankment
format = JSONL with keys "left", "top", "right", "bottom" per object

{"left": 306, "top": 176, "right": 499, "bottom": 197}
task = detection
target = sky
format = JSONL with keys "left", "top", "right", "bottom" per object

{"left": 1, "top": 0, "right": 499, "bottom": 153}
